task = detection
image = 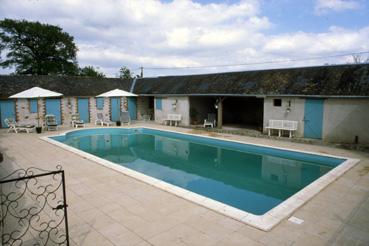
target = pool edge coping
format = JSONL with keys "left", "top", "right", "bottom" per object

{"left": 40, "top": 126, "right": 360, "bottom": 231}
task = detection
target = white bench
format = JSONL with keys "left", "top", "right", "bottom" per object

{"left": 164, "top": 114, "right": 182, "bottom": 126}
{"left": 265, "top": 120, "right": 298, "bottom": 138}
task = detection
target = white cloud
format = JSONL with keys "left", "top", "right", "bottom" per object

{"left": 0, "top": 0, "right": 368, "bottom": 77}
{"left": 314, "top": 0, "right": 361, "bottom": 14}
{"left": 263, "top": 26, "right": 369, "bottom": 55}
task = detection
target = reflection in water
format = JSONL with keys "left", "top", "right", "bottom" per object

{"left": 62, "top": 133, "right": 333, "bottom": 215}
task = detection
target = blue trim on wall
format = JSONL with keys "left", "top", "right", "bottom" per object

{"left": 110, "top": 97, "right": 121, "bottom": 121}
{"left": 304, "top": 99, "right": 324, "bottom": 139}
{"left": 128, "top": 97, "right": 137, "bottom": 120}
{"left": 45, "top": 99, "right": 61, "bottom": 125}
{"left": 0, "top": 100, "right": 16, "bottom": 128}
{"left": 29, "top": 99, "right": 38, "bottom": 113}
{"left": 156, "top": 98, "right": 162, "bottom": 110}
{"left": 96, "top": 98, "right": 104, "bottom": 109}
{"left": 78, "top": 98, "right": 90, "bottom": 123}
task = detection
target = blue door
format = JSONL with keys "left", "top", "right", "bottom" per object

{"left": 45, "top": 99, "right": 61, "bottom": 125}
{"left": 128, "top": 97, "right": 137, "bottom": 120}
{"left": 304, "top": 99, "right": 324, "bottom": 139}
{"left": 110, "top": 97, "right": 121, "bottom": 121}
{"left": 0, "top": 100, "right": 16, "bottom": 128}
{"left": 77, "top": 98, "right": 90, "bottom": 122}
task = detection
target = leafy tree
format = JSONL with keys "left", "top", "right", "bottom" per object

{"left": 79, "top": 66, "right": 105, "bottom": 78}
{"left": 119, "top": 66, "right": 133, "bottom": 79}
{"left": 0, "top": 18, "right": 78, "bottom": 75}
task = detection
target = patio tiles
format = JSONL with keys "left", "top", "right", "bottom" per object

{"left": 234, "top": 225, "right": 266, "bottom": 243}
{"left": 147, "top": 224, "right": 218, "bottom": 246}
{"left": 185, "top": 210, "right": 242, "bottom": 231}
{"left": 69, "top": 222, "right": 114, "bottom": 246}
{"left": 98, "top": 222, "right": 143, "bottom": 246}
{"left": 213, "top": 231, "right": 265, "bottom": 246}
{"left": 108, "top": 206, "right": 148, "bottom": 231}
{"left": 294, "top": 233, "right": 327, "bottom": 246}
{"left": 133, "top": 217, "right": 184, "bottom": 240}
{"left": 1, "top": 124, "right": 369, "bottom": 245}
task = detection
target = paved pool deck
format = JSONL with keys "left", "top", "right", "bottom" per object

{"left": 1, "top": 123, "right": 369, "bottom": 246}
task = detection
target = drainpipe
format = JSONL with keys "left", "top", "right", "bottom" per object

{"left": 129, "top": 77, "right": 137, "bottom": 93}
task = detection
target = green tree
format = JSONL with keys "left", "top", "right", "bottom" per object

{"left": 79, "top": 66, "right": 105, "bottom": 78}
{"left": 0, "top": 19, "right": 78, "bottom": 75}
{"left": 119, "top": 66, "right": 133, "bottom": 79}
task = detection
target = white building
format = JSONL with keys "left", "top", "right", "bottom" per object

{"left": 1, "top": 64, "right": 369, "bottom": 144}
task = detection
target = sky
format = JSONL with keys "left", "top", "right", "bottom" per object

{"left": 0, "top": 0, "right": 368, "bottom": 77}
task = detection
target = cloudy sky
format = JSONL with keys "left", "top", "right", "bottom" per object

{"left": 1, "top": 0, "right": 368, "bottom": 77}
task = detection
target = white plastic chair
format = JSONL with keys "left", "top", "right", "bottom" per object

{"left": 95, "top": 112, "right": 112, "bottom": 126}
{"left": 45, "top": 115, "right": 58, "bottom": 131}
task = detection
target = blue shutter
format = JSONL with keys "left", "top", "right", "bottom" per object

{"left": 128, "top": 97, "right": 137, "bottom": 120}
{"left": 96, "top": 98, "right": 104, "bottom": 109}
{"left": 29, "top": 99, "right": 38, "bottom": 113}
{"left": 304, "top": 99, "right": 324, "bottom": 139}
{"left": 156, "top": 98, "right": 162, "bottom": 110}
{"left": 0, "top": 100, "right": 16, "bottom": 128}
{"left": 78, "top": 98, "right": 90, "bottom": 123}
{"left": 45, "top": 99, "right": 61, "bottom": 124}
{"left": 110, "top": 97, "right": 121, "bottom": 121}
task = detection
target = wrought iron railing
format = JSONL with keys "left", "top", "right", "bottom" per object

{"left": 0, "top": 165, "right": 69, "bottom": 246}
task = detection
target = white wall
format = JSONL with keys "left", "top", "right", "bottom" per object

{"left": 154, "top": 97, "right": 190, "bottom": 126}
{"left": 263, "top": 97, "right": 305, "bottom": 137}
{"left": 323, "top": 98, "right": 369, "bottom": 144}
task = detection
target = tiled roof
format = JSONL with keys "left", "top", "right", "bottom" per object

{"left": 133, "top": 64, "right": 369, "bottom": 96}
{"left": 1, "top": 64, "right": 368, "bottom": 98}
{"left": 0, "top": 75, "right": 132, "bottom": 98}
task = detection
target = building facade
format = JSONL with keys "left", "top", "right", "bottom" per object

{"left": 1, "top": 64, "right": 369, "bottom": 144}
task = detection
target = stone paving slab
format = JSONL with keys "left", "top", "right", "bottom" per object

{"left": 1, "top": 123, "right": 369, "bottom": 245}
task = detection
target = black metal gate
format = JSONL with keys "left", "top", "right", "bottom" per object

{"left": 0, "top": 165, "right": 69, "bottom": 246}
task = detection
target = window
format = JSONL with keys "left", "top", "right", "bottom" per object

{"left": 29, "top": 99, "right": 38, "bottom": 113}
{"left": 273, "top": 99, "right": 282, "bottom": 107}
{"left": 155, "top": 98, "right": 162, "bottom": 110}
{"left": 96, "top": 98, "right": 104, "bottom": 109}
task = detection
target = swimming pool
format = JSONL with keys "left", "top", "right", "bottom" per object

{"left": 45, "top": 127, "right": 358, "bottom": 230}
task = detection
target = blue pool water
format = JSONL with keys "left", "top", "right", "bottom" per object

{"left": 52, "top": 128, "right": 344, "bottom": 215}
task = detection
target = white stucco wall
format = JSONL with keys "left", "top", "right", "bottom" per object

{"left": 323, "top": 98, "right": 369, "bottom": 144}
{"left": 263, "top": 97, "right": 305, "bottom": 137}
{"left": 154, "top": 97, "right": 190, "bottom": 126}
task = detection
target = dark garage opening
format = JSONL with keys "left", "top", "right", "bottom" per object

{"left": 189, "top": 96, "right": 217, "bottom": 125}
{"left": 223, "top": 97, "right": 264, "bottom": 131}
